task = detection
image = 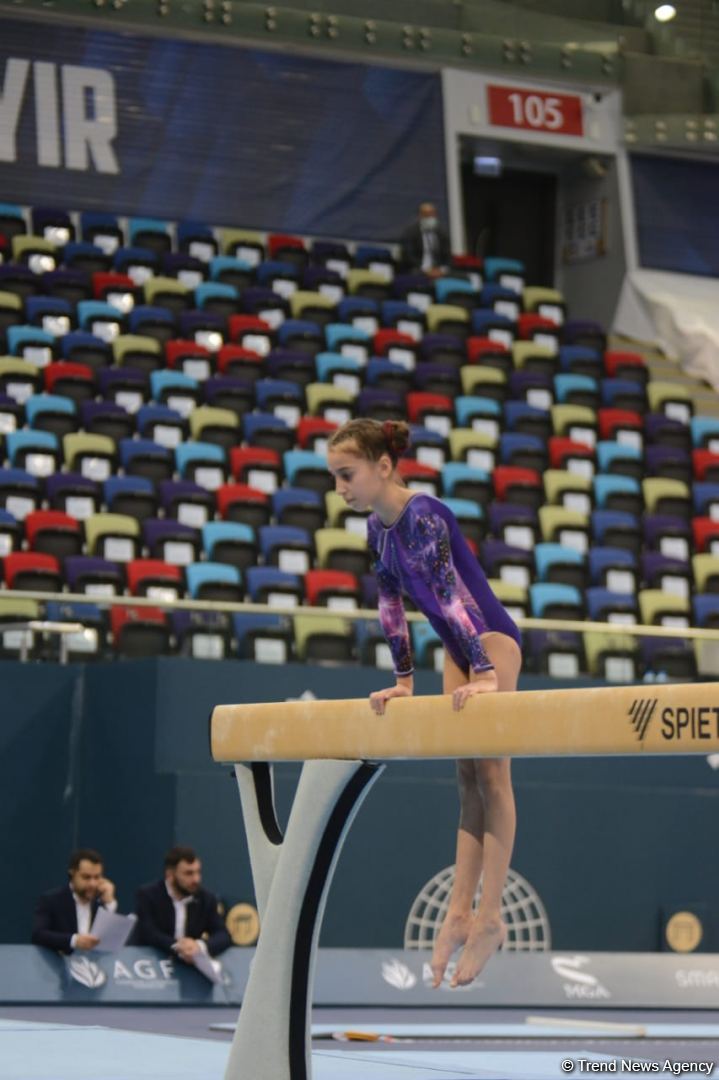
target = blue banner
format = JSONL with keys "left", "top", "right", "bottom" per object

{"left": 0, "top": 16, "right": 447, "bottom": 239}
{"left": 632, "top": 152, "right": 719, "bottom": 276}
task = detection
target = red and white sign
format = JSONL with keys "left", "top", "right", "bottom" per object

{"left": 487, "top": 85, "right": 584, "bottom": 137}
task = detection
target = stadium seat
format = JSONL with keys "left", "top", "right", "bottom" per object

{"left": 481, "top": 539, "right": 534, "bottom": 589}
{"left": 25, "top": 394, "right": 77, "bottom": 438}
{"left": 172, "top": 610, "right": 233, "bottom": 661}
{"left": 259, "top": 524, "right": 312, "bottom": 574}
{"left": 126, "top": 559, "right": 183, "bottom": 601}
{"left": 534, "top": 542, "right": 585, "bottom": 590}
{"left": 0, "top": 468, "right": 42, "bottom": 519}
{"left": 216, "top": 483, "right": 270, "bottom": 529}
{"left": 6, "top": 430, "right": 59, "bottom": 478}
{"left": 64, "top": 433, "right": 117, "bottom": 482}
{"left": 305, "top": 569, "right": 360, "bottom": 609}
{"left": 185, "top": 561, "right": 243, "bottom": 602}
{"left": 638, "top": 589, "right": 690, "bottom": 628}
{"left": 544, "top": 470, "right": 592, "bottom": 514}
{"left": 229, "top": 447, "right": 281, "bottom": 492}
{"left": 197, "top": 521, "right": 254, "bottom": 570}
{"left": 85, "top": 513, "right": 141, "bottom": 562}
{"left": 314, "top": 527, "right": 370, "bottom": 577}
{"left": 588, "top": 547, "right": 637, "bottom": 593}
{"left": 110, "top": 605, "right": 171, "bottom": 658}
{"left": 530, "top": 583, "right": 583, "bottom": 620}
{"left": 104, "top": 476, "right": 158, "bottom": 522}
{"left": 293, "top": 613, "right": 353, "bottom": 662}
{"left": 538, "top": 506, "right": 589, "bottom": 553}
{"left": 159, "top": 479, "right": 214, "bottom": 528}
{"left": 245, "top": 567, "right": 303, "bottom": 607}
{"left": 25, "top": 510, "right": 82, "bottom": 560}
{"left": 273, "top": 487, "right": 325, "bottom": 532}
{"left": 583, "top": 630, "right": 638, "bottom": 683}
{"left": 233, "top": 612, "right": 293, "bottom": 663}
{"left": 283, "top": 450, "right": 332, "bottom": 495}
{"left": 586, "top": 588, "right": 638, "bottom": 624}
{"left": 176, "top": 441, "right": 227, "bottom": 490}
{"left": 4, "top": 551, "right": 61, "bottom": 591}
{"left": 120, "top": 438, "right": 174, "bottom": 484}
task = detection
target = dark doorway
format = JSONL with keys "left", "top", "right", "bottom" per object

{"left": 461, "top": 164, "right": 557, "bottom": 286}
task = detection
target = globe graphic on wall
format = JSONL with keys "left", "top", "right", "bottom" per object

{"left": 404, "top": 866, "right": 551, "bottom": 951}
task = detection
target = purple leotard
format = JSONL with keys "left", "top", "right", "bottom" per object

{"left": 367, "top": 493, "right": 521, "bottom": 676}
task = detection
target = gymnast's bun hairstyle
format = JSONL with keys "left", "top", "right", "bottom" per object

{"left": 328, "top": 418, "right": 411, "bottom": 465}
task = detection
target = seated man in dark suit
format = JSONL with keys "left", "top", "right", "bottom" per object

{"left": 31, "top": 848, "right": 117, "bottom": 954}
{"left": 400, "top": 201, "right": 451, "bottom": 277}
{"left": 135, "top": 845, "right": 231, "bottom": 963}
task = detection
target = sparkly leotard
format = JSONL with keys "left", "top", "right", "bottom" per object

{"left": 367, "top": 493, "right": 521, "bottom": 676}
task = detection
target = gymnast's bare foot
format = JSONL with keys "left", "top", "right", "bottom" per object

{"left": 430, "top": 911, "right": 472, "bottom": 988}
{"left": 450, "top": 917, "right": 506, "bottom": 988}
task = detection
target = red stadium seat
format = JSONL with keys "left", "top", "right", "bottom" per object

{"left": 92, "top": 272, "right": 135, "bottom": 305}
{"left": 165, "top": 340, "right": 212, "bottom": 372}
{"left": 466, "top": 336, "right": 512, "bottom": 373}
{"left": 126, "top": 559, "right": 183, "bottom": 599}
{"left": 517, "top": 313, "right": 557, "bottom": 341}
{"left": 693, "top": 517, "right": 719, "bottom": 555}
{"left": 604, "top": 350, "right": 648, "bottom": 383}
{"left": 304, "top": 569, "right": 360, "bottom": 608}
{"left": 548, "top": 437, "right": 595, "bottom": 473}
{"left": 25, "top": 510, "right": 83, "bottom": 559}
{"left": 692, "top": 450, "right": 719, "bottom": 483}
{"left": 4, "top": 551, "right": 61, "bottom": 591}
{"left": 296, "top": 416, "right": 337, "bottom": 451}
{"left": 110, "top": 604, "right": 171, "bottom": 657}
{"left": 217, "top": 344, "right": 264, "bottom": 380}
{"left": 44, "top": 362, "right": 96, "bottom": 403}
{"left": 230, "top": 447, "right": 282, "bottom": 489}
{"left": 227, "top": 315, "right": 274, "bottom": 353}
{"left": 217, "top": 483, "right": 271, "bottom": 529}
{"left": 406, "top": 392, "right": 453, "bottom": 429}
{"left": 598, "top": 408, "right": 643, "bottom": 443}
{"left": 396, "top": 458, "right": 440, "bottom": 495}
{"left": 493, "top": 466, "right": 543, "bottom": 507}
{"left": 373, "top": 329, "right": 416, "bottom": 357}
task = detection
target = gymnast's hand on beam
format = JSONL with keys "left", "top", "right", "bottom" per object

{"left": 369, "top": 679, "right": 413, "bottom": 716}
{"left": 452, "top": 669, "right": 499, "bottom": 711}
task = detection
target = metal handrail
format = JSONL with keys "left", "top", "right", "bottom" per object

{"left": 4, "top": 589, "right": 719, "bottom": 642}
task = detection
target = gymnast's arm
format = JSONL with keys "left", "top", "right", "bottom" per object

{"left": 369, "top": 556, "right": 414, "bottom": 716}
{"left": 419, "top": 513, "right": 496, "bottom": 676}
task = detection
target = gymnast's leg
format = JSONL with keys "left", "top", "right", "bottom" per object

{"left": 430, "top": 632, "right": 522, "bottom": 989}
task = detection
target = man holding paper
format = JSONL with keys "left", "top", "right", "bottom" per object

{"left": 31, "top": 849, "right": 120, "bottom": 954}
{"left": 134, "top": 845, "right": 231, "bottom": 967}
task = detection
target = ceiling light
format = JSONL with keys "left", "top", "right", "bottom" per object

{"left": 654, "top": 4, "right": 677, "bottom": 21}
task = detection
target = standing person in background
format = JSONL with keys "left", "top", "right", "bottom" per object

{"left": 31, "top": 848, "right": 117, "bottom": 954}
{"left": 327, "top": 419, "right": 522, "bottom": 989}
{"left": 400, "top": 201, "right": 451, "bottom": 277}
{"left": 135, "top": 845, "right": 231, "bottom": 962}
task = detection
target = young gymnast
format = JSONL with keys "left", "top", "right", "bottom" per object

{"left": 327, "top": 418, "right": 522, "bottom": 989}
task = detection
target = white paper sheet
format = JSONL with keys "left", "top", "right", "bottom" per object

{"left": 192, "top": 949, "right": 223, "bottom": 984}
{"left": 92, "top": 907, "right": 137, "bottom": 952}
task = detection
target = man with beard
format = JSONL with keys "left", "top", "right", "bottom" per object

{"left": 135, "top": 845, "right": 231, "bottom": 961}
{"left": 32, "top": 848, "right": 117, "bottom": 954}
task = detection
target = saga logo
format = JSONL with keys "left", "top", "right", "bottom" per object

{"left": 550, "top": 955, "right": 611, "bottom": 1000}
{"left": 68, "top": 956, "right": 106, "bottom": 989}
{"left": 381, "top": 958, "right": 417, "bottom": 991}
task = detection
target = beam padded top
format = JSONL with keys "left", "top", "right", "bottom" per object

{"left": 210, "top": 682, "right": 719, "bottom": 762}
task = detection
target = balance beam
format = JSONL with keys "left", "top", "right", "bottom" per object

{"left": 211, "top": 681, "right": 719, "bottom": 1080}
{"left": 210, "top": 681, "right": 719, "bottom": 762}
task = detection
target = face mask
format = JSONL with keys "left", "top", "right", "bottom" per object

{"left": 420, "top": 216, "right": 438, "bottom": 231}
